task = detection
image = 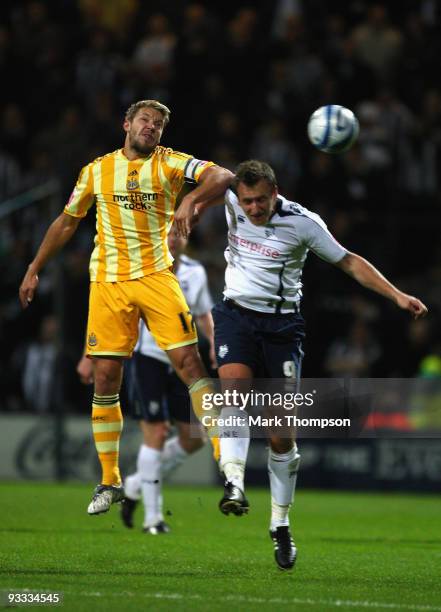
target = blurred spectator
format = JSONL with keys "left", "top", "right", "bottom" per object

{"left": 172, "top": 3, "right": 221, "bottom": 115}
{"left": 408, "top": 89, "right": 441, "bottom": 196}
{"left": 264, "top": 59, "right": 293, "bottom": 121}
{"left": 214, "top": 111, "right": 246, "bottom": 161}
{"left": 22, "top": 315, "right": 59, "bottom": 412}
{"left": 355, "top": 100, "right": 392, "bottom": 171}
{"left": 271, "top": 0, "right": 303, "bottom": 40}
{"left": 0, "top": 27, "right": 15, "bottom": 104}
{"left": 0, "top": 146, "right": 20, "bottom": 200}
{"left": 325, "top": 320, "right": 381, "bottom": 378}
{"left": 175, "top": 3, "right": 219, "bottom": 71}
{"left": 61, "top": 108, "right": 89, "bottom": 180}
{"left": 286, "top": 44, "right": 325, "bottom": 111}
{"left": 223, "top": 8, "right": 264, "bottom": 113}
{"left": 76, "top": 29, "right": 123, "bottom": 113}
{"left": 331, "top": 36, "right": 376, "bottom": 107}
{"left": 0, "top": 1, "right": 440, "bottom": 411}
{"left": 78, "top": 0, "right": 138, "bottom": 41}
{"left": 398, "top": 318, "right": 434, "bottom": 377}
{"left": 23, "top": 151, "right": 57, "bottom": 191}
{"left": 86, "top": 92, "right": 121, "bottom": 153}
{"left": 351, "top": 4, "right": 403, "bottom": 83}
{"left": 13, "top": 2, "right": 57, "bottom": 65}
{"left": 132, "top": 13, "right": 176, "bottom": 91}
{"left": 251, "top": 119, "right": 300, "bottom": 198}
{"left": 1, "top": 105, "right": 27, "bottom": 166}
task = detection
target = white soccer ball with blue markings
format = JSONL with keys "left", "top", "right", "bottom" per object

{"left": 307, "top": 105, "right": 359, "bottom": 153}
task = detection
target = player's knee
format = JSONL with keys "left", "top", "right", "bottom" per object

{"left": 270, "top": 439, "right": 301, "bottom": 469}
{"left": 180, "top": 435, "right": 205, "bottom": 454}
{"left": 292, "top": 450, "right": 301, "bottom": 471}
{"left": 93, "top": 360, "right": 123, "bottom": 394}
{"left": 169, "top": 346, "right": 206, "bottom": 385}
{"left": 270, "top": 437, "right": 295, "bottom": 454}
{"left": 142, "top": 422, "right": 169, "bottom": 448}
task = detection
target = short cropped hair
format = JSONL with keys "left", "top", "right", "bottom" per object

{"left": 233, "top": 160, "right": 277, "bottom": 191}
{"left": 125, "top": 100, "right": 171, "bottom": 125}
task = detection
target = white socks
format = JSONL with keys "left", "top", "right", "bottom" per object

{"left": 219, "top": 407, "right": 250, "bottom": 490}
{"left": 268, "top": 445, "right": 301, "bottom": 530}
{"left": 161, "top": 436, "right": 188, "bottom": 479}
{"left": 124, "top": 471, "right": 142, "bottom": 501}
{"left": 138, "top": 445, "right": 163, "bottom": 528}
{"left": 125, "top": 433, "right": 301, "bottom": 532}
{"left": 124, "top": 437, "right": 190, "bottom": 526}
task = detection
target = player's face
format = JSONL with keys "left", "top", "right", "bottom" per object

{"left": 237, "top": 179, "right": 278, "bottom": 226}
{"left": 168, "top": 226, "right": 187, "bottom": 258}
{"left": 124, "top": 108, "right": 165, "bottom": 154}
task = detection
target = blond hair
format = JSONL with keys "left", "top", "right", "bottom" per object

{"left": 125, "top": 100, "right": 171, "bottom": 125}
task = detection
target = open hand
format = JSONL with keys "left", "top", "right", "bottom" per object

{"left": 174, "top": 196, "right": 196, "bottom": 238}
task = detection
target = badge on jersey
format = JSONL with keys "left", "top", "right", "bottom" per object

{"left": 265, "top": 227, "right": 276, "bottom": 238}
{"left": 88, "top": 332, "right": 98, "bottom": 347}
{"left": 218, "top": 344, "right": 229, "bottom": 358}
{"left": 127, "top": 169, "right": 140, "bottom": 190}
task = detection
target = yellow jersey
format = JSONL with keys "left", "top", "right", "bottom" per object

{"left": 64, "top": 147, "right": 214, "bottom": 281}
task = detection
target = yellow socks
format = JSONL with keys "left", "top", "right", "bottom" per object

{"left": 188, "top": 378, "right": 220, "bottom": 461}
{"left": 92, "top": 393, "right": 123, "bottom": 486}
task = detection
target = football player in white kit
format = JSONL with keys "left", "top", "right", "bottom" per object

{"left": 175, "top": 159, "right": 427, "bottom": 570}
{"left": 119, "top": 225, "right": 216, "bottom": 533}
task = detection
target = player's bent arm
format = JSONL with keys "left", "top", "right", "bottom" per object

{"left": 336, "top": 251, "right": 428, "bottom": 319}
{"left": 195, "top": 195, "right": 226, "bottom": 218}
{"left": 181, "top": 195, "right": 226, "bottom": 231}
{"left": 19, "top": 212, "right": 81, "bottom": 308}
{"left": 175, "top": 166, "right": 233, "bottom": 237}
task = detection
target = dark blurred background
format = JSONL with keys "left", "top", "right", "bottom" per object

{"left": 1, "top": 0, "right": 441, "bottom": 417}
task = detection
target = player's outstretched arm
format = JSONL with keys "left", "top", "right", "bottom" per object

{"left": 336, "top": 252, "right": 428, "bottom": 319}
{"left": 19, "top": 212, "right": 81, "bottom": 308}
{"left": 175, "top": 166, "right": 233, "bottom": 238}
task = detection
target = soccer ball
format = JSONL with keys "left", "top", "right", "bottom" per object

{"left": 307, "top": 105, "right": 359, "bottom": 153}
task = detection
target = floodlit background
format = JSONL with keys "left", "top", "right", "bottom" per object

{"left": 1, "top": 0, "right": 441, "bottom": 490}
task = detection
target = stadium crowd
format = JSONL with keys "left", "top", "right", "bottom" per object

{"left": 1, "top": 0, "right": 441, "bottom": 412}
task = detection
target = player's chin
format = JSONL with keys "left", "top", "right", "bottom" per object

{"left": 133, "top": 139, "right": 156, "bottom": 154}
{"left": 249, "top": 216, "right": 267, "bottom": 226}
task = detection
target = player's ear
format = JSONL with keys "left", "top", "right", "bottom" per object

{"left": 123, "top": 119, "right": 130, "bottom": 134}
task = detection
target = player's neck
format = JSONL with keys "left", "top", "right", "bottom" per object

{"left": 122, "top": 144, "right": 155, "bottom": 161}
{"left": 268, "top": 199, "right": 279, "bottom": 222}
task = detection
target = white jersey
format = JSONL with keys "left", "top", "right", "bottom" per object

{"left": 135, "top": 254, "right": 213, "bottom": 363}
{"left": 223, "top": 188, "right": 347, "bottom": 313}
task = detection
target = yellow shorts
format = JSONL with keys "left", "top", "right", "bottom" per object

{"left": 86, "top": 269, "right": 198, "bottom": 357}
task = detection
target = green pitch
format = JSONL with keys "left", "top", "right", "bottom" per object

{"left": 0, "top": 483, "right": 440, "bottom": 612}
